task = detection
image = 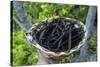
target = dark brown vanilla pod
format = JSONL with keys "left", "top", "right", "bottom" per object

{"left": 27, "top": 17, "right": 85, "bottom": 52}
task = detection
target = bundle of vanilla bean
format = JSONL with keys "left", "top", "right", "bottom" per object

{"left": 32, "top": 17, "right": 85, "bottom": 52}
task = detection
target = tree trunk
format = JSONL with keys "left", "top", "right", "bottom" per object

{"left": 74, "top": 6, "right": 97, "bottom": 62}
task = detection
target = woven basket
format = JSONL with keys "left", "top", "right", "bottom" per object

{"left": 26, "top": 17, "right": 88, "bottom": 56}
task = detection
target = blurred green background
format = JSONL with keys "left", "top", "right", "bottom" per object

{"left": 11, "top": 2, "right": 97, "bottom": 66}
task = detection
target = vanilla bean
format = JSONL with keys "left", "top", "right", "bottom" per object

{"left": 53, "top": 32, "right": 64, "bottom": 45}
{"left": 51, "top": 26, "right": 57, "bottom": 36}
{"left": 32, "top": 17, "right": 84, "bottom": 52}
{"left": 72, "top": 31, "right": 84, "bottom": 39}
{"left": 39, "top": 30, "right": 45, "bottom": 41}
{"left": 54, "top": 23, "right": 63, "bottom": 32}
{"left": 68, "top": 27, "right": 71, "bottom": 51}
{"left": 57, "top": 39, "right": 62, "bottom": 50}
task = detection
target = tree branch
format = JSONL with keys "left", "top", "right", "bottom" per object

{"left": 74, "top": 6, "right": 97, "bottom": 62}
{"left": 13, "top": 1, "right": 32, "bottom": 32}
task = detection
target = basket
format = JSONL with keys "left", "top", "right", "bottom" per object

{"left": 26, "top": 17, "right": 87, "bottom": 57}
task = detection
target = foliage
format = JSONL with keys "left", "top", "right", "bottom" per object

{"left": 22, "top": 2, "right": 88, "bottom": 24}
{"left": 88, "top": 35, "right": 97, "bottom": 54}
{"left": 11, "top": 30, "right": 38, "bottom": 66}
{"left": 11, "top": 1, "right": 96, "bottom": 66}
